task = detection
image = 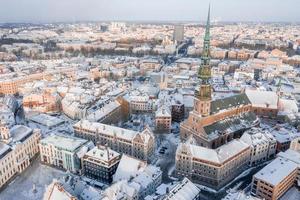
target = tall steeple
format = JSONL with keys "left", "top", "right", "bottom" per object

{"left": 198, "top": 4, "right": 211, "bottom": 82}
{"left": 194, "top": 5, "right": 212, "bottom": 117}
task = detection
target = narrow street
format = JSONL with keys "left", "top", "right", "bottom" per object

{"left": 155, "top": 133, "right": 179, "bottom": 183}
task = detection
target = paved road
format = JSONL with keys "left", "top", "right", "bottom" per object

{"left": 155, "top": 134, "right": 178, "bottom": 183}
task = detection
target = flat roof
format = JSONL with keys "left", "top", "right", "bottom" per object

{"left": 10, "top": 125, "right": 33, "bottom": 143}
{"left": 254, "top": 157, "right": 298, "bottom": 186}
{"left": 41, "top": 134, "right": 88, "bottom": 152}
{"left": 28, "top": 113, "right": 64, "bottom": 127}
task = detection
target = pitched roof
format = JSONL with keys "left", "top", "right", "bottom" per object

{"left": 210, "top": 93, "right": 251, "bottom": 114}
{"left": 204, "top": 112, "right": 258, "bottom": 138}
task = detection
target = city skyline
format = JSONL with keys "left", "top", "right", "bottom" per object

{"left": 0, "top": 0, "right": 300, "bottom": 23}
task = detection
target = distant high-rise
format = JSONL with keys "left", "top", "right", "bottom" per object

{"left": 173, "top": 25, "right": 184, "bottom": 43}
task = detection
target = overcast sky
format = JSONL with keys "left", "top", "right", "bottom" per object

{"left": 0, "top": 0, "right": 299, "bottom": 23}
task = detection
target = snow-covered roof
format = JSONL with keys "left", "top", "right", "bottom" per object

{"left": 84, "top": 145, "right": 120, "bottom": 164}
{"left": 102, "top": 180, "right": 137, "bottom": 200}
{"left": 155, "top": 106, "right": 171, "bottom": 118}
{"left": 277, "top": 149, "right": 300, "bottom": 165}
{"left": 86, "top": 101, "right": 120, "bottom": 122}
{"left": 74, "top": 120, "right": 152, "bottom": 143}
{"left": 240, "top": 127, "right": 276, "bottom": 147}
{"left": 178, "top": 139, "right": 249, "bottom": 164}
{"left": 41, "top": 134, "right": 89, "bottom": 152}
{"left": 10, "top": 125, "right": 33, "bottom": 143}
{"left": 254, "top": 157, "right": 298, "bottom": 186}
{"left": 245, "top": 90, "right": 278, "bottom": 109}
{"left": 222, "top": 190, "right": 261, "bottom": 200}
{"left": 28, "top": 113, "right": 64, "bottom": 127}
{"left": 113, "top": 155, "right": 147, "bottom": 182}
{"left": 163, "top": 178, "right": 200, "bottom": 200}
{"left": 43, "top": 181, "right": 77, "bottom": 200}
{"left": 278, "top": 99, "right": 298, "bottom": 115}
{"left": 270, "top": 126, "right": 300, "bottom": 143}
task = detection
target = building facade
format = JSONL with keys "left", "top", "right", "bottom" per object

{"left": 82, "top": 145, "right": 121, "bottom": 184}
{"left": 175, "top": 139, "right": 250, "bottom": 190}
{"left": 171, "top": 102, "right": 185, "bottom": 123}
{"left": 39, "top": 134, "right": 94, "bottom": 173}
{"left": 0, "top": 123, "right": 41, "bottom": 189}
{"left": 155, "top": 106, "right": 172, "bottom": 133}
{"left": 251, "top": 156, "right": 299, "bottom": 200}
{"left": 23, "top": 91, "right": 61, "bottom": 114}
{"left": 240, "top": 128, "right": 277, "bottom": 166}
{"left": 74, "top": 120, "right": 155, "bottom": 161}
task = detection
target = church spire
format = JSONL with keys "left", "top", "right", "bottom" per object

{"left": 198, "top": 4, "right": 211, "bottom": 82}
{"left": 204, "top": 4, "right": 211, "bottom": 42}
{"left": 194, "top": 4, "right": 212, "bottom": 117}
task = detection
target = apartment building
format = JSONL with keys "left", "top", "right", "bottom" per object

{"left": 82, "top": 145, "right": 121, "bottom": 184}
{"left": 73, "top": 120, "right": 155, "bottom": 161}
{"left": 175, "top": 139, "right": 250, "bottom": 190}
{"left": 23, "top": 91, "right": 61, "bottom": 114}
{"left": 251, "top": 157, "right": 299, "bottom": 200}
{"left": 0, "top": 142, "right": 14, "bottom": 189}
{"left": 39, "top": 134, "right": 94, "bottom": 173}
{"left": 240, "top": 128, "right": 277, "bottom": 166}
{"left": 155, "top": 106, "right": 172, "bottom": 133}
{"left": 0, "top": 123, "right": 41, "bottom": 189}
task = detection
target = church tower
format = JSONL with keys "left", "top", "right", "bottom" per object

{"left": 194, "top": 5, "right": 212, "bottom": 117}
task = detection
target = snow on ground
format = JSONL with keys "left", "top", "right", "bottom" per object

{"left": 0, "top": 159, "right": 66, "bottom": 200}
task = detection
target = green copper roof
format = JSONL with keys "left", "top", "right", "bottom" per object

{"left": 198, "top": 4, "right": 212, "bottom": 86}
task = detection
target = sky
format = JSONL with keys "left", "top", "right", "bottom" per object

{"left": 0, "top": 0, "right": 299, "bottom": 23}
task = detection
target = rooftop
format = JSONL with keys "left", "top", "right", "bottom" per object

{"left": 10, "top": 125, "right": 33, "bottom": 143}
{"left": 43, "top": 181, "right": 76, "bottom": 200}
{"left": 163, "top": 178, "right": 200, "bottom": 200}
{"left": 179, "top": 139, "right": 249, "bottom": 164}
{"left": 113, "top": 154, "right": 147, "bottom": 182}
{"left": 246, "top": 90, "right": 278, "bottom": 109}
{"left": 41, "top": 134, "right": 89, "bottom": 152}
{"left": 28, "top": 114, "right": 64, "bottom": 128}
{"left": 210, "top": 93, "right": 251, "bottom": 114}
{"left": 74, "top": 120, "right": 140, "bottom": 141}
{"left": 254, "top": 157, "right": 298, "bottom": 186}
{"left": 84, "top": 145, "right": 120, "bottom": 163}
